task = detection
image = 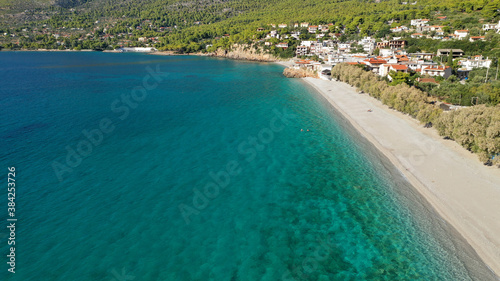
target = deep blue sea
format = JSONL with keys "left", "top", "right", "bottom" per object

{"left": 0, "top": 52, "right": 496, "bottom": 280}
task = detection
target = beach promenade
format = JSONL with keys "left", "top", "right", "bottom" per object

{"left": 303, "top": 77, "right": 500, "bottom": 279}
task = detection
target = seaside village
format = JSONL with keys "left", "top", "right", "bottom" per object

{"left": 270, "top": 20, "right": 498, "bottom": 85}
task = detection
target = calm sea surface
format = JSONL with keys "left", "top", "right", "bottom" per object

{"left": 0, "top": 52, "right": 495, "bottom": 280}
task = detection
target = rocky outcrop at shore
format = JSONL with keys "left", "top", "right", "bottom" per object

{"left": 209, "top": 45, "right": 278, "bottom": 62}
{"left": 283, "top": 67, "right": 318, "bottom": 78}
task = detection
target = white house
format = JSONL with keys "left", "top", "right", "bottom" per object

{"left": 300, "top": 22, "right": 309, "bottom": 28}
{"left": 410, "top": 19, "right": 429, "bottom": 27}
{"left": 482, "top": 21, "right": 500, "bottom": 32}
{"left": 426, "top": 25, "right": 445, "bottom": 35}
{"left": 454, "top": 30, "right": 469, "bottom": 39}
{"left": 308, "top": 26, "right": 318, "bottom": 33}
{"left": 379, "top": 64, "right": 391, "bottom": 77}
{"left": 390, "top": 26, "right": 408, "bottom": 33}
{"left": 276, "top": 42, "right": 288, "bottom": 48}
{"left": 328, "top": 54, "right": 347, "bottom": 64}
{"left": 359, "top": 37, "right": 376, "bottom": 53}
{"left": 290, "top": 31, "right": 301, "bottom": 40}
{"left": 309, "top": 42, "right": 323, "bottom": 54}
{"left": 379, "top": 49, "right": 395, "bottom": 57}
{"left": 363, "top": 58, "right": 388, "bottom": 73}
{"left": 278, "top": 24, "right": 288, "bottom": 28}
{"left": 389, "top": 64, "right": 409, "bottom": 73}
{"left": 337, "top": 43, "right": 351, "bottom": 53}
{"left": 457, "top": 55, "right": 492, "bottom": 70}
{"left": 296, "top": 46, "right": 309, "bottom": 56}
{"left": 421, "top": 65, "right": 452, "bottom": 78}
{"left": 300, "top": 41, "right": 315, "bottom": 48}
{"left": 379, "top": 64, "right": 409, "bottom": 79}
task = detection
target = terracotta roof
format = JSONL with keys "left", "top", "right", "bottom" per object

{"left": 390, "top": 64, "right": 408, "bottom": 70}
{"left": 296, "top": 60, "right": 312, "bottom": 64}
{"left": 364, "top": 58, "right": 387, "bottom": 64}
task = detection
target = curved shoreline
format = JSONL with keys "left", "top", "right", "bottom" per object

{"left": 300, "top": 76, "right": 500, "bottom": 279}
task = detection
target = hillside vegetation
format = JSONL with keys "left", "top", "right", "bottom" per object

{"left": 0, "top": 0, "right": 498, "bottom": 53}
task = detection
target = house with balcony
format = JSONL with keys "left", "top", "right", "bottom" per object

{"left": 437, "top": 49, "right": 464, "bottom": 57}
{"left": 359, "top": 37, "right": 376, "bottom": 54}
{"left": 296, "top": 46, "right": 309, "bottom": 56}
{"left": 482, "top": 21, "right": 500, "bottom": 32}
{"left": 308, "top": 26, "right": 318, "bottom": 33}
{"left": 457, "top": 55, "right": 492, "bottom": 71}
{"left": 363, "top": 58, "right": 387, "bottom": 73}
{"left": 376, "top": 40, "right": 406, "bottom": 49}
{"left": 409, "top": 53, "right": 435, "bottom": 61}
{"left": 337, "top": 43, "right": 351, "bottom": 53}
{"left": 379, "top": 64, "right": 408, "bottom": 77}
{"left": 420, "top": 65, "right": 452, "bottom": 78}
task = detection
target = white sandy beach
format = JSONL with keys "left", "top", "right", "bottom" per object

{"left": 302, "top": 77, "right": 500, "bottom": 278}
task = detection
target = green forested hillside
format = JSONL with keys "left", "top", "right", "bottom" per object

{"left": 0, "top": 0, "right": 498, "bottom": 52}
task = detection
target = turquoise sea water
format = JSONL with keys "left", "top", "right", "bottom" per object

{"left": 0, "top": 52, "right": 496, "bottom": 280}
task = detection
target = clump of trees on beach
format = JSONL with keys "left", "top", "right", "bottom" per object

{"left": 435, "top": 105, "right": 500, "bottom": 165}
{"left": 331, "top": 63, "right": 500, "bottom": 165}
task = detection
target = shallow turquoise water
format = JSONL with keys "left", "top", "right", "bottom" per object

{"left": 0, "top": 52, "right": 495, "bottom": 280}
